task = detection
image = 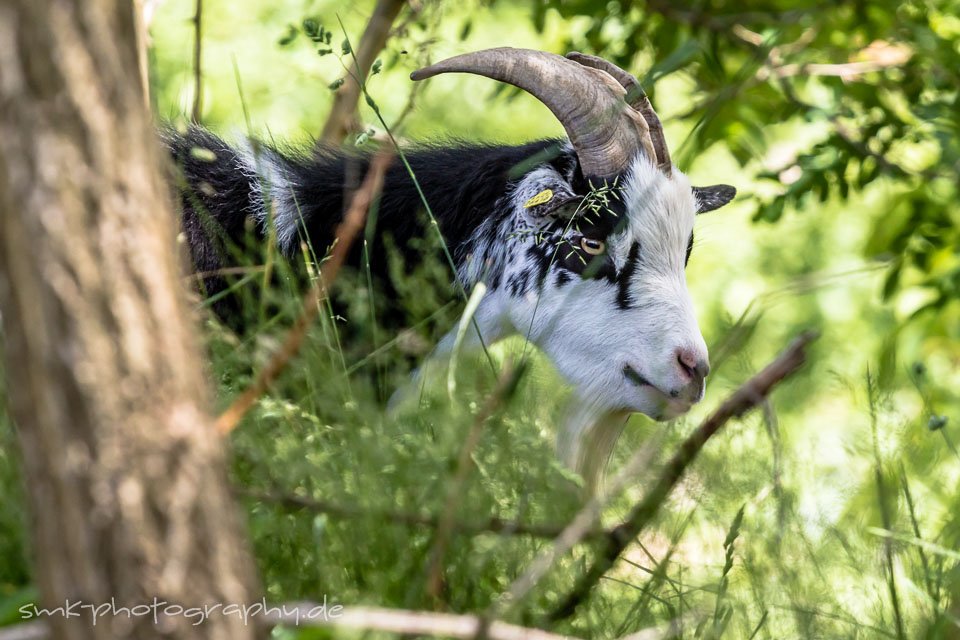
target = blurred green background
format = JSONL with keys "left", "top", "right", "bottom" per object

{"left": 2, "top": 0, "right": 960, "bottom": 637}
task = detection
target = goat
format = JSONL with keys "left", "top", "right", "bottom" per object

{"left": 167, "top": 48, "right": 736, "bottom": 482}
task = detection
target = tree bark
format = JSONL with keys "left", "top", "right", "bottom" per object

{"left": 0, "top": 2, "right": 260, "bottom": 639}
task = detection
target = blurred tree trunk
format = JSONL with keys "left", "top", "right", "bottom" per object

{"left": 0, "top": 2, "right": 260, "bottom": 639}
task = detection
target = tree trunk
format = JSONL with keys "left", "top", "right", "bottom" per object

{"left": 0, "top": 2, "right": 260, "bottom": 639}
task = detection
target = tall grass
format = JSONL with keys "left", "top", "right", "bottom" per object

{"left": 0, "top": 2, "right": 958, "bottom": 637}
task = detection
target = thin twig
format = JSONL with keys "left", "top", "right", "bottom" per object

{"left": 547, "top": 330, "right": 819, "bottom": 623}
{"left": 336, "top": 28, "right": 499, "bottom": 375}
{"left": 321, "top": 0, "right": 407, "bottom": 143}
{"left": 215, "top": 152, "right": 393, "bottom": 434}
{"left": 732, "top": 24, "right": 909, "bottom": 81}
{"left": 191, "top": 0, "right": 203, "bottom": 122}
{"left": 183, "top": 265, "right": 266, "bottom": 283}
{"left": 766, "top": 603, "right": 898, "bottom": 638}
{"left": 238, "top": 488, "right": 606, "bottom": 540}
{"left": 482, "top": 435, "right": 665, "bottom": 630}
{"left": 732, "top": 29, "right": 929, "bottom": 181}
{"left": 426, "top": 361, "right": 523, "bottom": 602}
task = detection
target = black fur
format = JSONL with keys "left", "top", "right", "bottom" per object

{"left": 165, "top": 126, "right": 571, "bottom": 323}
{"left": 289, "top": 141, "right": 566, "bottom": 264}
{"left": 166, "top": 128, "right": 733, "bottom": 332}
{"left": 693, "top": 184, "right": 736, "bottom": 213}
{"left": 615, "top": 242, "right": 641, "bottom": 310}
{"left": 166, "top": 127, "right": 260, "bottom": 318}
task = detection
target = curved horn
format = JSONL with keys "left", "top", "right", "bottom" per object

{"left": 566, "top": 52, "right": 672, "bottom": 176}
{"left": 411, "top": 47, "right": 655, "bottom": 180}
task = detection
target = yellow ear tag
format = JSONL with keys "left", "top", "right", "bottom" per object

{"left": 524, "top": 189, "right": 554, "bottom": 208}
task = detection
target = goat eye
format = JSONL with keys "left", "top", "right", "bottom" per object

{"left": 580, "top": 237, "right": 605, "bottom": 256}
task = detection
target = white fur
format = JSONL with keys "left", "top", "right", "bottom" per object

{"left": 444, "top": 153, "right": 709, "bottom": 484}
{"left": 456, "top": 166, "right": 564, "bottom": 287}
{"left": 237, "top": 140, "right": 707, "bottom": 485}
{"left": 238, "top": 143, "right": 302, "bottom": 255}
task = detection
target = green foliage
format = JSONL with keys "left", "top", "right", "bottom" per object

{"left": 0, "top": 363, "right": 29, "bottom": 591}
{"left": 0, "top": 0, "right": 958, "bottom": 638}
{"left": 541, "top": 0, "right": 960, "bottom": 340}
{"left": 541, "top": 0, "right": 960, "bottom": 406}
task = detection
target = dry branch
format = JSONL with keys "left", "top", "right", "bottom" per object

{"left": 732, "top": 25, "right": 911, "bottom": 82}
{"left": 485, "top": 436, "right": 664, "bottom": 627}
{"left": 321, "top": 0, "right": 407, "bottom": 143}
{"left": 0, "top": 622, "right": 48, "bottom": 640}
{"left": 185, "top": 265, "right": 267, "bottom": 283}
{"left": 547, "top": 330, "right": 819, "bottom": 623}
{"left": 266, "top": 603, "right": 579, "bottom": 640}
{"left": 215, "top": 152, "right": 393, "bottom": 434}
{"left": 240, "top": 488, "right": 605, "bottom": 540}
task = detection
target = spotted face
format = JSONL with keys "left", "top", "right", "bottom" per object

{"left": 458, "top": 152, "right": 735, "bottom": 425}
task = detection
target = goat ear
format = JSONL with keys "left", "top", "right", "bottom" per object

{"left": 525, "top": 194, "right": 581, "bottom": 219}
{"left": 693, "top": 184, "right": 736, "bottom": 213}
{"left": 517, "top": 173, "right": 581, "bottom": 220}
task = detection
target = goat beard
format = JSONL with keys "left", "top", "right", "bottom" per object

{"left": 557, "top": 401, "right": 631, "bottom": 494}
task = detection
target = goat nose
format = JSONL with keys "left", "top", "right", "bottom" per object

{"left": 676, "top": 347, "right": 710, "bottom": 382}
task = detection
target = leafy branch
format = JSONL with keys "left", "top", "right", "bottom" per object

{"left": 320, "top": 0, "right": 408, "bottom": 143}
{"left": 546, "top": 330, "right": 819, "bottom": 623}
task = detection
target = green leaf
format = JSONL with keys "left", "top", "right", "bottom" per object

{"left": 754, "top": 198, "right": 785, "bottom": 223}
{"left": 0, "top": 587, "right": 38, "bottom": 626}
{"left": 723, "top": 504, "right": 746, "bottom": 550}
{"left": 277, "top": 25, "right": 298, "bottom": 46}
{"left": 877, "top": 331, "right": 899, "bottom": 390}
{"left": 371, "top": 59, "right": 382, "bottom": 75}
{"left": 341, "top": 39, "right": 352, "bottom": 55}
{"left": 328, "top": 77, "right": 345, "bottom": 91}
{"left": 643, "top": 40, "right": 700, "bottom": 84}
{"left": 881, "top": 260, "right": 902, "bottom": 301}
{"left": 864, "top": 196, "right": 911, "bottom": 257}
